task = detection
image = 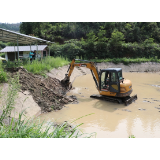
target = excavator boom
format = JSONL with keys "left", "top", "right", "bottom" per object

{"left": 61, "top": 59, "right": 100, "bottom": 90}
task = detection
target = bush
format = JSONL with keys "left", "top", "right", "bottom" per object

{"left": 0, "top": 53, "right": 5, "bottom": 58}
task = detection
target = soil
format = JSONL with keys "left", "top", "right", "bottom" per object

{"left": 10, "top": 67, "right": 78, "bottom": 113}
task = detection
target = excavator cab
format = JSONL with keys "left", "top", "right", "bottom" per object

{"left": 100, "top": 68, "right": 123, "bottom": 93}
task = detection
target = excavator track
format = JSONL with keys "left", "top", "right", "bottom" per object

{"left": 90, "top": 94, "right": 123, "bottom": 104}
{"left": 90, "top": 94, "right": 137, "bottom": 106}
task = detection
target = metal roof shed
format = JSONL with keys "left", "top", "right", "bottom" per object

{"left": 0, "top": 28, "right": 54, "bottom": 60}
{"left": 0, "top": 45, "right": 48, "bottom": 61}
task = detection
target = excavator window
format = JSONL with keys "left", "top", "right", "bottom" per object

{"left": 101, "top": 71, "right": 106, "bottom": 89}
{"left": 118, "top": 71, "right": 123, "bottom": 80}
{"left": 111, "top": 72, "right": 118, "bottom": 82}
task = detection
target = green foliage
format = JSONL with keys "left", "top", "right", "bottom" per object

{"left": 0, "top": 23, "right": 20, "bottom": 32}
{"left": 0, "top": 113, "right": 96, "bottom": 138}
{"left": 0, "top": 61, "right": 8, "bottom": 83}
{"left": 19, "top": 22, "right": 160, "bottom": 59}
{"left": 4, "top": 59, "right": 23, "bottom": 68}
{"left": 0, "top": 74, "right": 20, "bottom": 125}
{"left": 0, "top": 53, "right": 5, "bottom": 58}
{"left": 0, "top": 73, "right": 95, "bottom": 138}
{"left": 23, "top": 56, "right": 69, "bottom": 75}
{"left": 90, "top": 57, "right": 160, "bottom": 65}
{"left": 109, "top": 30, "right": 125, "bottom": 46}
{"left": 129, "top": 135, "right": 135, "bottom": 138}
{"left": 0, "top": 41, "right": 6, "bottom": 50}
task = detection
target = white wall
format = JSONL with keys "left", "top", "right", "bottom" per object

{"left": 23, "top": 51, "right": 41, "bottom": 59}
{"left": 5, "top": 53, "right": 8, "bottom": 61}
{"left": 5, "top": 50, "right": 45, "bottom": 61}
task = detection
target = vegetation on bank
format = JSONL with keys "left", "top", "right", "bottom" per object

{"left": 23, "top": 56, "right": 69, "bottom": 75}
{"left": 88, "top": 57, "right": 160, "bottom": 65}
{"left": 0, "top": 61, "right": 7, "bottom": 83}
{"left": 0, "top": 74, "right": 95, "bottom": 138}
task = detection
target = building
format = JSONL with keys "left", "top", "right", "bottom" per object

{"left": 0, "top": 45, "right": 48, "bottom": 61}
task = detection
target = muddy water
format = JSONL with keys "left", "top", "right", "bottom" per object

{"left": 39, "top": 72, "right": 160, "bottom": 138}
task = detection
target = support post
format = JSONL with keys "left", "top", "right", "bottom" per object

{"left": 14, "top": 42, "right": 16, "bottom": 60}
{"left": 49, "top": 45, "right": 50, "bottom": 56}
{"left": 17, "top": 36, "right": 19, "bottom": 60}
{"left": 36, "top": 43, "right": 38, "bottom": 60}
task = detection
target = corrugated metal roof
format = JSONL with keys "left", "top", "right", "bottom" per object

{"left": 0, "top": 45, "right": 47, "bottom": 52}
{"left": 0, "top": 28, "right": 54, "bottom": 44}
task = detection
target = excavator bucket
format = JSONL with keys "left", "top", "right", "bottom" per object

{"left": 61, "top": 74, "right": 72, "bottom": 89}
{"left": 124, "top": 94, "right": 137, "bottom": 106}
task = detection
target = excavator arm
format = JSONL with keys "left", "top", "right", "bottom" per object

{"left": 61, "top": 59, "right": 100, "bottom": 90}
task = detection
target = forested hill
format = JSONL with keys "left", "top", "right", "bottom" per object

{"left": 0, "top": 23, "right": 20, "bottom": 32}
{"left": 20, "top": 22, "right": 160, "bottom": 43}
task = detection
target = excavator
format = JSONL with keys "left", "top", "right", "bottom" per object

{"left": 61, "top": 59, "right": 137, "bottom": 106}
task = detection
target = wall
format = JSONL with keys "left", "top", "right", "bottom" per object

{"left": 4, "top": 47, "right": 48, "bottom": 61}
{"left": 40, "top": 48, "right": 48, "bottom": 58}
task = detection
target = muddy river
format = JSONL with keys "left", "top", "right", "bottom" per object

{"left": 39, "top": 72, "right": 160, "bottom": 138}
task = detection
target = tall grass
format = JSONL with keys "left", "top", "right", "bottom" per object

{"left": 0, "top": 112, "right": 95, "bottom": 138}
{"left": 23, "top": 56, "right": 69, "bottom": 75}
{"left": 0, "top": 61, "right": 7, "bottom": 83}
{"left": 0, "top": 72, "right": 95, "bottom": 138}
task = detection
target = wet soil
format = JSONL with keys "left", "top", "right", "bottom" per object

{"left": 39, "top": 72, "right": 160, "bottom": 138}
{"left": 10, "top": 67, "right": 78, "bottom": 113}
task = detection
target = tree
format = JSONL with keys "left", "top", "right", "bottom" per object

{"left": 109, "top": 30, "right": 125, "bottom": 58}
{"left": 96, "top": 26, "right": 108, "bottom": 58}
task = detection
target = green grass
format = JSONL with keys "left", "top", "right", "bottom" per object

{"left": 88, "top": 57, "right": 160, "bottom": 65}
{"left": 0, "top": 61, "right": 8, "bottom": 83}
{"left": 23, "top": 56, "right": 69, "bottom": 75}
{"left": 0, "top": 112, "right": 95, "bottom": 138}
{"left": 129, "top": 135, "right": 135, "bottom": 138}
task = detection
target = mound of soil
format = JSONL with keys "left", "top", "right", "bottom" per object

{"left": 11, "top": 67, "right": 77, "bottom": 113}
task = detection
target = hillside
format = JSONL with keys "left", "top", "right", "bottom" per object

{"left": 0, "top": 22, "right": 20, "bottom": 32}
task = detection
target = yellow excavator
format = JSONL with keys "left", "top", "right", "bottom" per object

{"left": 61, "top": 59, "right": 137, "bottom": 105}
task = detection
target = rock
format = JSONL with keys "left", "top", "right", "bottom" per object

{"left": 138, "top": 108, "right": 146, "bottom": 111}
{"left": 47, "top": 108, "right": 52, "bottom": 112}
{"left": 122, "top": 109, "right": 131, "bottom": 112}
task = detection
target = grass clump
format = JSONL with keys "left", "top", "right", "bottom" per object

{"left": 129, "top": 135, "right": 135, "bottom": 138}
{"left": 23, "top": 56, "right": 69, "bottom": 75}
{"left": 0, "top": 61, "right": 8, "bottom": 83}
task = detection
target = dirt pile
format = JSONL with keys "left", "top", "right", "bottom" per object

{"left": 10, "top": 67, "right": 77, "bottom": 113}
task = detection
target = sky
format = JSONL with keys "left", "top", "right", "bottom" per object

{"left": 1, "top": 22, "right": 20, "bottom": 24}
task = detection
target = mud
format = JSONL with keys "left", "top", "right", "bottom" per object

{"left": 10, "top": 67, "right": 77, "bottom": 113}
{"left": 39, "top": 72, "right": 160, "bottom": 138}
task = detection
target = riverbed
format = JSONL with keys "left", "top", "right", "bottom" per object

{"left": 39, "top": 72, "right": 160, "bottom": 138}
